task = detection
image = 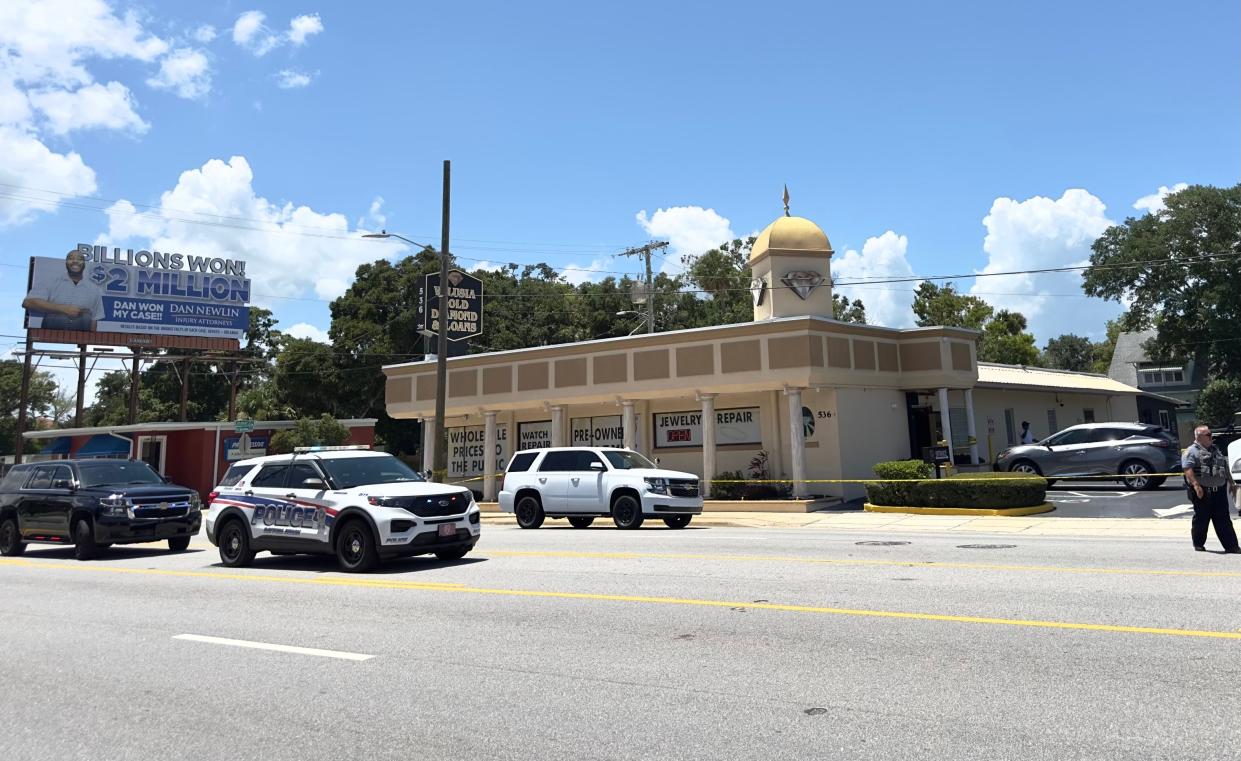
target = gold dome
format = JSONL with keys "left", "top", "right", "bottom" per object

{"left": 750, "top": 215, "right": 833, "bottom": 262}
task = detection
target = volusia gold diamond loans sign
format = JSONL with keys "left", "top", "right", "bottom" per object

{"left": 418, "top": 269, "right": 483, "bottom": 341}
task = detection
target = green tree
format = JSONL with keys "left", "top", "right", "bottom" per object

{"left": 1042, "top": 334, "right": 1095, "bottom": 371}
{"left": 832, "top": 294, "right": 867, "bottom": 324}
{"left": 911, "top": 282, "right": 993, "bottom": 329}
{"left": 273, "top": 337, "right": 345, "bottom": 417}
{"left": 979, "top": 310, "right": 1040, "bottom": 365}
{"left": 1195, "top": 379, "right": 1241, "bottom": 428}
{"left": 1090, "top": 319, "right": 1123, "bottom": 374}
{"left": 0, "top": 360, "right": 58, "bottom": 453}
{"left": 680, "top": 237, "right": 755, "bottom": 327}
{"left": 1083, "top": 184, "right": 1241, "bottom": 379}
{"left": 269, "top": 414, "right": 351, "bottom": 454}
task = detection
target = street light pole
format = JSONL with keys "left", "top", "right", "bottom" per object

{"left": 362, "top": 159, "right": 452, "bottom": 477}
{"left": 435, "top": 160, "right": 451, "bottom": 477}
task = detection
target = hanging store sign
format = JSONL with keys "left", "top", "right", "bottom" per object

{"left": 654, "top": 407, "right": 762, "bottom": 449}
{"left": 418, "top": 269, "right": 483, "bottom": 342}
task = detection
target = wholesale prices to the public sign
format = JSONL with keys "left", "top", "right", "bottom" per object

{"left": 447, "top": 423, "right": 508, "bottom": 480}
{"left": 654, "top": 407, "right": 762, "bottom": 449}
{"left": 23, "top": 245, "right": 250, "bottom": 343}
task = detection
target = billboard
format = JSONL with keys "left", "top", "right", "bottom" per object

{"left": 22, "top": 245, "right": 250, "bottom": 346}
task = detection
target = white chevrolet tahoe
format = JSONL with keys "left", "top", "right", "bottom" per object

{"left": 498, "top": 447, "right": 703, "bottom": 529}
{"left": 205, "top": 447, "right": 481, "bottom": 572}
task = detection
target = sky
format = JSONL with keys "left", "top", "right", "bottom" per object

{"left": 1, "top": 0, "right": 1238, "bottom": 401}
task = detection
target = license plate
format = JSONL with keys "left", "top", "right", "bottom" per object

{"left": 437, "top": 523, "right": 456, "bottom": 538}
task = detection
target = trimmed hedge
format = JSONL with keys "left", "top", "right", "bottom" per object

{"left": 873, "top": 460, "right": 934, "bottom": 480}
{"left": 866, "top": 471, "right": 1047, "bottom": 509}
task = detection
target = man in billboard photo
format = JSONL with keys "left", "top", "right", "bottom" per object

{"left": 22, "top": 250, "right": 107, "bottom": 331}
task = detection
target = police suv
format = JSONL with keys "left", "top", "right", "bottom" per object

{"left": 205, "top": 447, "right": 480, "bottom": 572}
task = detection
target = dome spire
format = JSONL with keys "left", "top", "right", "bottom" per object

{"left": 782, "top": 184, "right": 790, "bottom": 216}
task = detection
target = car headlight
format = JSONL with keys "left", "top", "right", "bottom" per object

{"left": 644, "top": 477, "right": 669, "bottom": 495}
{"left": 101, "top": 494, "right": 132, "bottom": 518}
{"left": 188, "top": 494, "right": 202, "bottom": 513}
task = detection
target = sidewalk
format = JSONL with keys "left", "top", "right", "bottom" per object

{"left": 480, "top": 510, "right": 1193, "bottom": 539}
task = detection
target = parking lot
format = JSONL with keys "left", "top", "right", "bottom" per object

{"left": 1044, "top": 477, "right": 1193, "bottom": 519}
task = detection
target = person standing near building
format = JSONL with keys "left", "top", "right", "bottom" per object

{"left": 22, "top": 249, "right": 106, "bottom": 331}
{"left": 1019, "top": 421, "right": 1035, "bottom": 445}
{"left": 1182, "top": 425, "right": 1240, "bottom": 553}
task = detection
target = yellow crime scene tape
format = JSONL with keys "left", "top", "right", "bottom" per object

{"left": 443, "top": 471, "right": 1189, "bottom": 486}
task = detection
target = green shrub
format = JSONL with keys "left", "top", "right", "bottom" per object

{"left": 866, "top": 473, "right": 1046, "bottom": 509}
{"left": 711, "top": 470, "right": 746, "bottom": 500}
{"left": 873, "top": 460, "right": 933, "bottom": 480}
{"left": 709, "top": 469, "right": 793, "bottom": 500}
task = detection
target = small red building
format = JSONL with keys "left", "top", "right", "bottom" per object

{"left": 20, "top": 419, "right": 377, "bottom": 498}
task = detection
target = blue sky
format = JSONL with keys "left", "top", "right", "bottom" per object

{"left": 1, "top": 0, "right": 1238, "bottom": 394}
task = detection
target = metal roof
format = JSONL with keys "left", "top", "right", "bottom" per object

{"left": 977, "top": 362, "right": 1185, "bottom": 404}
{"left": 22, "top": 418, "right": 378, "bottom": 440}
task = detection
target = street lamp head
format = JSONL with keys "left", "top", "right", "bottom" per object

{"left": 362, "top": 230, "right": 391, "bottom": 239}
{"left": 361, "top": 230, "right": 435, "bottom": 252}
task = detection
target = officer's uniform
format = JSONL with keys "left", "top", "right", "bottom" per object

{"left": 1182, "top": 441, "right": 1240, "bottom": 552}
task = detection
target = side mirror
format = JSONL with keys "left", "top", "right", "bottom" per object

{"left": 301, "top": 478, "right": 327, "bottom": 490}
{"left": 590, "top": 461, "right": 605, "bottom": 471}
{"left": 654, "top": 457, "right": 661, "bottom": 466}
{"left": 161, "top": 474, "right": 172, "bottom": 483}
{"left": 52, "top": 478, "right": 73, "bottom": 490}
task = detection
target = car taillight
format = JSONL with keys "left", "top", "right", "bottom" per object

{"left": 1152, "top": 440, "right": 1170, "bottom": 448}
{"left": 207, "top": 491, "right": 219, "bottom": 503}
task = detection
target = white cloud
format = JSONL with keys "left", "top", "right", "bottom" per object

{"left": 970, "top": 189, "right": 1118, "bottom": 342}
{"left": 192, "top": 24, "right": 217, "bottom": 44}
{"left": 635, "top": 205, "right": 735, "bottom": 274}
{"left": 1132, "top": 182, "right": 1189, "bottom": 216}
{"left": 275, "top": 69, "right": 314, "bottom": 89}
{"left": 286, "top": 322, "right": 330, "bottom": 343}
{"left": 832, "top": 231, "right": 917, "bottom": 328}
{"left": 29, "top": 80, "right": 148, "bottom": 134}
{"left": 287, "top": 14, "right": 323, "bottom": 45}
{"left": 233, "top": 10, "right": 323, "bottom": 56}
{"left": 359, "top": 195, "right": 386, "bottom": 229}
{"left": 561, "top": 257, "right": 615, "bottom": 286}
{"left": 0, "top": 126, "right": 96, "bottom": 225}
{"left": 102, "top": 198, "right": 163, "bottom": 240}
{"left": 105, "top": 155, "right": 404, "bottom": 308}
{"left": 146, "top": 47, "right": 211, "bottom": 99}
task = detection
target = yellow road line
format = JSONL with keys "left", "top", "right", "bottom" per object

{"left": 2, "top": 557, "right": 1239, "bottom": 640}
{"left": 484, "top": 549, "right": 1241, "bottom": 579}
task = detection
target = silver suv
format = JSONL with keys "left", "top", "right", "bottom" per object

{"left": 994, "top": 422, "right": 1180, "bottom": 490}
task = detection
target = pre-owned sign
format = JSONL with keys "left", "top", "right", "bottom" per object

{"left": 654, "top": 407, "right": 762, "bottom": 449}
{"left": 571, "top": 416, "right": 624, "bottom": 448}
{"left": 419, "top": 269, "right": 483, "bottom": 342}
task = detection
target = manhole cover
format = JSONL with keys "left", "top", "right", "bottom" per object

{"left": 855, "top": 541, "right": 910, "bottom": 546}
{"left": 804, "top": 707, "right": 828, "bottom": 716}
{"left": 956, "top": 544, "right": 1016, "bottom": 550}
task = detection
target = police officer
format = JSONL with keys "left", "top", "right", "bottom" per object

{"left": 1182, "top": 425, "right": 1240, "bottom": 553}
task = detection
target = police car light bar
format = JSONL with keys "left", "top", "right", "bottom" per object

{"left": 293, "top": 445, "right": 372, "bottom": 453}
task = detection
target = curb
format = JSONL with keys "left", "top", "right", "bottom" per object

{"left": 863, "top": 502, "right": 1057, "bottom": 517}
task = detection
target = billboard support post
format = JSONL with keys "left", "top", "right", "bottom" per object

{"left": 127, "top": 349, "right": 141, "bottom": 425}
{"left": 178, "top": 357, "right": 191, "bottom": 422}
{"left": 14, "top": 337, "right": 33, "bottom": 465}
{"left": 226, "top": 361, "right": 238, "bottom": 421}
{"left": 74, "top": 344, "right": 87, "bottom": 427}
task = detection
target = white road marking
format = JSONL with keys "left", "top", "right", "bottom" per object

{"left": 1152, "top": 504, "right": 1194, "bottom": 519}
{"left": 173, "top": 634, "right": 374, "bottom": 661}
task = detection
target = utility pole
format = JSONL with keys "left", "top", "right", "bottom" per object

{"left": 619, "top": 240, "right": 668, "bottom": 334}
{"left": 434, "top": 159, "right": 451, "bottom": 477}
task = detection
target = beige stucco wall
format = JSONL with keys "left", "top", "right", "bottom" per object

{"left": 833, "top": 387, "right": 911, "bottom": 500}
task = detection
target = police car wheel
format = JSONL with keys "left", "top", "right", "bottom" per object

{"left": 218, "top": 520, "right": 254, "bottom": 568}
{"left": 515, "top": 495, "right": 545, "bottom": 529}
{"left": 435, "top": 547, "right": 469, "bottom": 561}
{"left": 168, "top": 536, "right": 191, "bottom": 552}
{"left": 0, "top": 517, "right": 25, "bottom": 557}
{"left": 568, "top": 516, "right": 594, "bottom": 529}
{"left": 336, "top": 520, "right": 379, "bottom": 573}
{"left": 663, "top": 515, "right": 692, "bottom": 529}
{"left": 73, "top": 518, "right": 99, "bottom": 561}
{"left": 611, "top": 495, "right": 644, "bottom": 530}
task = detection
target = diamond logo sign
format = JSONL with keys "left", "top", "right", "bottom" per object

{"left": 750, "top": 276, "right": 767, "bottom": 306}
{"left": 780, "top": 271, "right": 824, "bottom": 300}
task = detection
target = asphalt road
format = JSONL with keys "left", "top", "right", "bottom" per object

{"left": 1045, "top": 477, "right": 1193, "bottom": 518}
{"left": 3, "top": 524, "right": 1240, "bottom": 761}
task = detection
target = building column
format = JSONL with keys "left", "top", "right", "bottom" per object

{"left": 698, "top": 393, "right": 717, "bottom": 498}
{"left": 621, "top": 400, "right": 636, "bottom": 450}
{"left": 937, "top": 388, "right": 955, "bottom": 464}
{"left": 421, "top": 417, "right": 435, "bottom": 475}
{"left": 483, "top": 411, "right": 498, "bottom": 501}
{"left": 963, "top": 389, "right": 979, "bottom": 465}
{"left": 550, "top": 405, "right": 566, "bottom": 447}
{"left": 785, "top": 388, "right": 807, "bottom": 499}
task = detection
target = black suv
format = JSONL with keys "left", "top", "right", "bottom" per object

{"left": 0, "top": 459, "right": 202, "bottom": 560}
